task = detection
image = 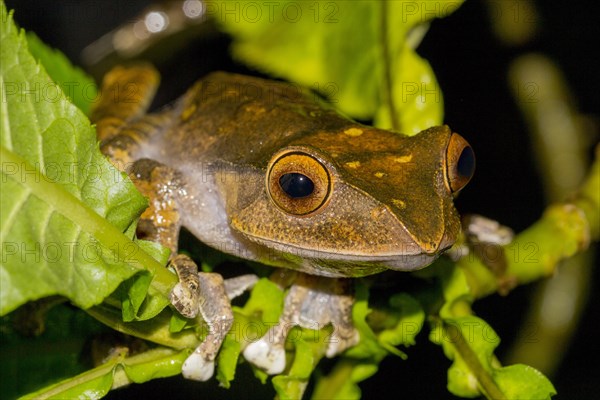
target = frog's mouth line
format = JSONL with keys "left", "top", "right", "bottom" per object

{"left": 240, "top": 233, "right": 443, "bottom": 273}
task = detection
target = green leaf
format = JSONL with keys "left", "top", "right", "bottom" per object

{"left": 20, "top": 368, "right": 114, "bottom": 400}
{"left": 494, "top": 364, "right": 556, "bottom": 400}
{"left": 25, "top": 32, "right": 97, "bottom": 115}
{"left": 212, "top": 0, "right": 462, "bottom": 133}
{"left": 314, "top": 284, "right": 425, "bottom": 399}
{"left": 120, "top": 272, "right": 154, "bottom": 321}
{"left": 0, "top": 3, "right": 177, "bottom": 316}
{"left": 238, "top": 278, "right": 284, "bottom": 324}
{"left": 430, "top": 316, "right": 556, "bottom": 399}
{"left": 273, "top": 324, "right": 333, "bottom": 399}
{"left": 344, "top": 281, "right": 387, "bottom": 360}
{"left": 430, "top": 316, "right": 498, "bottom": 397}
{"left": 119, "top": 348, "right": 190, "bottom": 383}
{"left": 20, "top": 347, "right": 190, "bottom": 399}
{"left": 86, "top": 304, "right": 199, "bottom": 351}
{"left": 117, "top": 240, "right": 171, "bottom": 321}
{"left": 272, "top": 332, "right": 313, "bottom": 400}
{"left": 373, "top": 45, "right": 444, "bottom": 133}
{"left": 169, "top": 310, "right": 191, "bottom": 333}
{"left": 215, "top": 333, "right": 242, "bottom": 388}
{"left": 429, "top": 260, "right": 474, "bottom": 318}
{"left": 311, "top": 358, "right": 375, "bottom": 400}
{"left": 378, "top": 293, "right": 425, "bottom": 351}
{"left": 213, "top": 279, "right": 284, "bottom": 387}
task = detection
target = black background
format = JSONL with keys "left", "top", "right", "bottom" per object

{"left": 4, "top": 1, "right": 599, "bottom": 399}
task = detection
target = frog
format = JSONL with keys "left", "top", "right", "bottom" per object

{"left": 91, "top": 64, "right": 475, "bottom": 381}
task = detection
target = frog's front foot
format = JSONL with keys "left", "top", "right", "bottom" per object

{"left": 170, "top": 255, "right": 258, "bottom": 381}
{"left": 243, "top": 273, "right": 359, "bottom": 375}
{"left": 325, "top": 325, "right": 360, "bottom": 358}
{"left": 243, "top": 307, "right": 296, "bottom": 374}
{"left": 169, "top": 255, "right": 201, "bottom": 318}
{"left": 243, "top": 335, "right": 287, "bottom": 375}
{"left": 182, "top": 348, "right": 215, "bottom": 381}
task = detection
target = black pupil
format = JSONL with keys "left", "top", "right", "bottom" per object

{"left": 279, "top": 173, "right": 314, "bottom": 198}
{"left": 457, "top": 146, "right": 475, "bottom": 179}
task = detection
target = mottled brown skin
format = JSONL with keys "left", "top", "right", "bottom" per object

{"left": 92, "top": 65, "right": 473, "bottom": 380}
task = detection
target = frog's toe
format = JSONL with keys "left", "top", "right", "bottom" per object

{"left": 224, "top": 274, "right": 259, "bottom": 300}
{"left": 169, "top": 283, "right": 199, "bottom": 318}
{"left": 326, "top": 329, "right": 360, "bottom": 358}
{"left": 243, "top": 338, "right": 286, "bottom": 375}
{"left": 182, "top": 350, "right": 215, "bottom": 381}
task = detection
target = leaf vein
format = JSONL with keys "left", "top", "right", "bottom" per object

{"left": 0, "top": 179, "right": 31, "bottom": 244}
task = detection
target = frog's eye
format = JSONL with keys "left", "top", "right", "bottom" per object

{"left": 267, "top": 150, "right": 332, "bottom": 216}
{"left": 279, "top": 173, "right": 315, "bottom": 198}
{"left": 445, "top": 133, "right": 475, "bottom": 193}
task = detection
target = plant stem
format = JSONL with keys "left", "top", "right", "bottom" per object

{"left": 86, "top": 304, "right": 199, "bottom": 350}
{"left": 442, "top": 321, "right": 507, "bottom": 400}
{"left": 380, "top": 0, "right": 400, "bottom": 131}
{"left": 20, "top": 348, "right": 189, "bottom": 399}
{"left": 458, "top": 145, "right": 599, "bottom": 299}
{"left": 311, "top": 359, "right": 358, "bottom": 399}
{"left": 20, "top": 360, "right": 117, "bottom": 399}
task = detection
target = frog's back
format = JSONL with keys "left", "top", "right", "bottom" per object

{"left": 161, "top": 72, "right": 352, "bottom": 167}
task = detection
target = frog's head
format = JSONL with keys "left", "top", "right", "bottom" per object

{"left": 230, "top": 124, "right": 474, "bottom": 277}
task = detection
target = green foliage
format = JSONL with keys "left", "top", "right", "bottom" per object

{"left": 312, "top": 284, "right": 426, "bottom": 399}
{"left": 25, "top": 32, "right": 97, "bottom": 115}
{"left": 218, "top": 278, "right": 285, "bottom": 388}
{"left": 1, "top": 5, "right": 134, "bottom": 314}
{"left": 495, "top": 364, "right": 558, "bottom": 400}
{"left": 427, "top": 262, "right": 555, "bottom": 398}
{"left": 19, "top": 348, "right": 191, "bottom": 400}
{"left": 430, "top": 316, "right": 556, "bottom": 399}
{"left": 210, "top": 0, "right": 461, "bottom": 133}
{"left": 0, "top": 4, "right": 177, "bottom": 318}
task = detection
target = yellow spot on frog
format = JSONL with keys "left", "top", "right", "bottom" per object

{"left": 248, "top": 106, "right": 266, "bottom": 115}
{"left": 344, "top": 127, "right": 364, "bottom": 137}
{"left": 392, "top": 199, "right": 406, "bottom": 209}
{"left": 181, "top": 103, "right": 197, "bottom": 121}
{"left": 394, "top": 155, "right": 413, "bottom": 163}
{"left": 345, "top": 161, "right": 361, "bottom": 169}
{"left": 374, "top": 172, "right": 385, "bottom": 178}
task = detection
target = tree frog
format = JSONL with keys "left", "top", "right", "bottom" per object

{"left": 91, "top": 65, "right": 475, "bottom": 381}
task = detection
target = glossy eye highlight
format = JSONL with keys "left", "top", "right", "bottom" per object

{"left": 445, "top": 133, "right": 475, "bottom": 193}
{"left": 267, "top": 150, "right": 332, "bottom": 215}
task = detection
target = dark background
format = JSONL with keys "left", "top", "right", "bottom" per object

{"left": 3, "top": 1, "right": 598, "bottom": 399}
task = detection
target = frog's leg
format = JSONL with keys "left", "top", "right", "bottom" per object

{"left": 243, "top": 273, "right": 359, "bottom": 375}
{"left": 169, "top": 255, "right": 257, "bottom": 380}
{"left": 92, "top": 64, "right": 176, "bottom": 169}
{"left": 128, "top": 159, "right": 253, "bottom": 381}
{"left": 91, "top": 64, "right": 160, "bottom": 143}
{"left": 93, "top": 66, "right": 258, "bottom": 381}
{"left": 459, "top": 214, "right": 516, "bottom": 295}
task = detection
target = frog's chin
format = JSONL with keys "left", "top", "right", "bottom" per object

{"left": 244, "top": 235, "right": 445, "bottom": 278}
{"left": 299, "top": 252, "right": 442, "bottom": 278}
